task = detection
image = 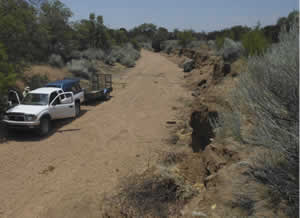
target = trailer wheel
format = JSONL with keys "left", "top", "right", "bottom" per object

{"left": 104, "top": 92, "right": 110, "bottom": 101}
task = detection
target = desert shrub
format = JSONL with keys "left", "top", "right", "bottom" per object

{"left": 104, "top": 55, "right": 116, "bottom": 66}
{"left": 24, "top": 74, "right": 49, "bottom": 90}
{"left": 66, "top": 59, "right": 97, "bottom": 79}
{"left": 177, "top": 30, "right": 195, "bottom": 48}
{"left": 101, "top": 168, "right": 195, "bottom": 217}
{"left": 130, "top": 39, "right": 141, "bottom": 51}
{"left": 81, "top": 48, "right": 105, "bottom": 60}
{"left": 242, "top": 28, "right": 269, "bottom": 56}
{"left": 185, "top": 40, "right": 207, "bottom": 50}
{"left": 219, "top": 22, "right": 299, "bottom": 216}
{"left": 119, "top": 55, "right": 135, "bottom": 67}
{"left": 216, "top": 35, "right": 226, "bottom": 50}
{"left": 219, "top": 38, "right": 245, "bottom": 63}
{"left": 140, "top": 42, "right": 153, "bottom": 51}
{"left": 160, "top": 40, "right": 181, "bottom": 53}
{"left": 124, "top": 43, "right": 140, "bottom": 60}
{"left": 48, "top": 54, "right": 64, "bottom": 68}
{"left": 215, "top": 30, "right": 236, "bottom": 50}
{"left": 106, "top": 43, "right": 140, "bottom": 67}
{"left": 208, "top": 40, "right": 217, "bottom": 50}
{"left": 67, "top": 50, "right": 82, "bottom": 60}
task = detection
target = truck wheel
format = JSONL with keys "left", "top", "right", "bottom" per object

{"left": 39, "top": 117, "right": 51, "bottom": 136}
{"left": 75, "top": 102, "right": 81, "bottom": 117}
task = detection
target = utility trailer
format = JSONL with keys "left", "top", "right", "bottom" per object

{"left": 84, "top": 73, "right": 113, "bottom": 103}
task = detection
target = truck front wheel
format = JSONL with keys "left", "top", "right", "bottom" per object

{"left": 39, "top": 117, "right": 51, "bottom": 136}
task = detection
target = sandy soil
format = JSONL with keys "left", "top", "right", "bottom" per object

{"left": 0, "top": 50, "right": 190, "bottom": 218}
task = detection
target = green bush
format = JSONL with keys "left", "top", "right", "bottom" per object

{"left": 160, "top": 40, "right": 180, "bottom": 54}
{"left": 185, "top": 40, "right": 208, "bottom": 50}
{"left": 106, "top": 43, "right": 140, "bottom": 67}
{"left": 214, "top": 30, "right": 236, "bottom": 50}
{"left": 81, "top": 48, "right": 105, "bottom": 60}
{"left": 216, "top": 35, "right": 226, "bottom": 50}
{"left": 242, "top": 28, "right": 269, "bottom": 56}
{"left": 177, "top": 30, "right": 195, "bottom": 48}
{"left": 0, "top": 44, "right": 17, "bottom": 114}
{"left": 130, "top": 39, "right": 141, "bottom": 51}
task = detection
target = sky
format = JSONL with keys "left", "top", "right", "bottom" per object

{"left": 60, "top": 0, "right": 299, "bottom": 32}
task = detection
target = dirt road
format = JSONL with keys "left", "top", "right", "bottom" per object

{"left": 0, "top": 50, "right": 189, "bottom": 218}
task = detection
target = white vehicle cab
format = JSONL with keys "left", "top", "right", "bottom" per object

{"left": 2, "top": 87, "right": 79, "bottom": 136}
{"left": 45, "top": 78, "right": 85, "bottom": 104}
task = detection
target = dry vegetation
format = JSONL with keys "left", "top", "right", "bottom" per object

{"left": 101, "top": 166, "right": 197, "bottom": 218}
{"left": 214, "top": 23, "right": 299, "bottom": 217}
{"left": 116, "top": 21, "right": 298, "bottom": 218}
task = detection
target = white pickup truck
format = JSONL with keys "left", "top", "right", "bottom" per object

{"left": 2, "top": 87, "right": 80, "bottom": 136}
{"left": 45, "top": 78, "right": 85, "bottom": 104}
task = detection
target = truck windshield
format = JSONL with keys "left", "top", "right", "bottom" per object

{"left": 22, "top": 93, "right": 48, "bottom": 105}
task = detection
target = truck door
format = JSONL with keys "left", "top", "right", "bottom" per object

{"left": 8, "top": 90, "right": 20, "bottom": 107}
{"left": 49, "top": 92, "right": 75, "bottom": 119}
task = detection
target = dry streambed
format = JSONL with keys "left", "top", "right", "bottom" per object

{"left": 0, "top": 50, "right": 192, "bottom": 218}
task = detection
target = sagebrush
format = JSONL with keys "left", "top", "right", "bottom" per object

{"left": 218, "top": 22, "right": 299, "bottom": 216}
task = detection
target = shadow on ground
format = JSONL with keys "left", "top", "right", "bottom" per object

{"left": 84, "top": 96, "right": 113, "bottom": 106}
{"left": 1, "top": 109, "right": 88, "bottom": 142}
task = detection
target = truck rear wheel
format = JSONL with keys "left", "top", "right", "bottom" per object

{"left": 75, "top": 102, "right": 81, "bottom": 117}
{"left": 39, "top": 117, "right": 51, "bottom": 136}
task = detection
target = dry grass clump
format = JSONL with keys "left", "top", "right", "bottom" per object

{"left": 101, "top": 167, "right": 196, "bottom": 217}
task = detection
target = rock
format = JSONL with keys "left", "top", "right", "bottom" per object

{"left": 183, "top": 59, "right": 195, "bottom": 72}
{"left": 221, "top": 38, "right": 245, "bottom": 63}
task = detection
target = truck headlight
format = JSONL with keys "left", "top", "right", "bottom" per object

{"left": 25, "top": 114, "right": 37, "bottom": 121}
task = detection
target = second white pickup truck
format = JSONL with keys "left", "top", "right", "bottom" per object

{"left": 2, "top": 87, "right": 79, "bottom": 136}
